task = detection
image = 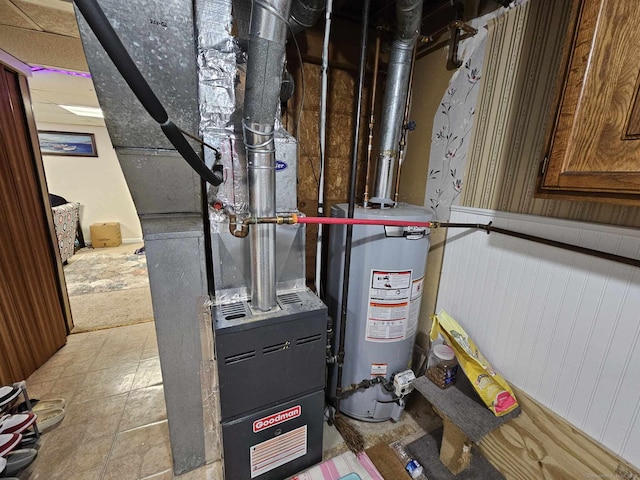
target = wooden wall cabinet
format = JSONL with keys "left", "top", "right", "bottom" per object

{"left": 539, "top": 0, "right": 640, "bottom": 205}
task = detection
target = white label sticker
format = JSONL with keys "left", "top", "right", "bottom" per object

{"left": 406, "top": 276, "right": 424, "bottom": 338}
{"left": 371, "top": 363, "right": 388, "bottom": 377}
{"left": 250, "top": 425, "right": 307, "bottom": 478}
{"left": 366, "top": 270, "right": 412, "bottom": 343}
{"left": 371, "top": 271, "right": 411, "bottom": 290}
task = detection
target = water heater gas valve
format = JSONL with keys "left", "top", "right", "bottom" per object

{"left": 393, "top": 369, "right": 416, "bottom": 398}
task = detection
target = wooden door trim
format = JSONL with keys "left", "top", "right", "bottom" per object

{"left": 18, "top": 75, "right": 74, "bottom": 333}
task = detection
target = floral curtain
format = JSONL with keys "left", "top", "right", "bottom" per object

{"left": 423, "top": 2, "right": 528, "bottom": 221}
{"left": 425, "top": 39, "right": 486, "bottom": 221}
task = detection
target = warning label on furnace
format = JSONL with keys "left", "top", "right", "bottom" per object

{"left": 250, "top": 425, "right": 307, "bottom": 478}
{"left": 366, "top": 270, "right": 412, "bottom": 343}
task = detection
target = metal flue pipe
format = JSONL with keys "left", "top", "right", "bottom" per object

{"left": 371, "top": 0, "right": 423, "bottom": 205}
{"left": 244, "top": 0, "right": 293, "bottom": 311}
{"left": 289, "top": 0, "right": 326, "bottom": 35}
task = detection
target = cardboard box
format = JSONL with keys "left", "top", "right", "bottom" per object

{"left": 90, "top": 222, "right": 122, "bottom": 248}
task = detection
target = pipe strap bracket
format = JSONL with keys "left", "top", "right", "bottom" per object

{"left": 252, "top": 0, "right": 290, "bottom": 43}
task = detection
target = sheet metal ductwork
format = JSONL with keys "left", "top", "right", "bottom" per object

{"left": 371, "top": 0, "right": 423, "bottom": 205}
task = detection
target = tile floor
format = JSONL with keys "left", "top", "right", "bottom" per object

{"left": 22, "top": 322, "right": 222, "bottom": 480}
{"left": 20, "top": 320, "right": 434, "bottom": 480}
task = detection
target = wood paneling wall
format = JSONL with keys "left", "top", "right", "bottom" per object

{"left": 0, "top": 65, "right": 68, "bottom": 385}
{"left": 438, "top": 206, "right": 640, "bottom": 474}
{"left": 462, "top": 0, "right": 640, "bottom": 227}
{"left": 286, "top": 23, "right": 373, "bottom": 285}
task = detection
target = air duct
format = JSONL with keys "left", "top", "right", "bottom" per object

{"left": 289, "top": 0, "right": 326, "bottom": 35}
{"left": 244, "top": 0, "right": 293, "bottom": 311}
{"left": 371, "top": 0, "right": 423, "bottom": 205}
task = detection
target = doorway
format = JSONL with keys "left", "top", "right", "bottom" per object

{"left": 27, "top": 68, "right": 153, "bottom": 333}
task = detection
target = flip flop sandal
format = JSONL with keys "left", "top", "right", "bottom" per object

{"left": 16, "top": 398, "right": 66, "bottom": 413}
{"left": 3, "top": 449, "right": 38, "bottom": 476}
{"left": 35, "top": 408, "right": 65, "bottom": 432}
{"left": 0, "top": 433, "right": 22, "bottom": 457}
{"left": 0, "top": 413, "right": 36, "bottom": 434}
{"left": 0, "top": 387, "right": 20, "bottom": 408}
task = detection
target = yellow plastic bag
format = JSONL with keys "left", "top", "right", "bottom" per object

{"left": 430, "top": 310, "right": 518, "bottom": 416}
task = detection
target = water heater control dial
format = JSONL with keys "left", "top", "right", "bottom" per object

{"left": 393, "top": 369, "right": 416, "bottom": 398}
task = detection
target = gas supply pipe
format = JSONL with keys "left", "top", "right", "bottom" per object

{"left": 226, "top": 213, "right": 640, "bottom": 269}
{"left": 227, "top": 212, "right": 489, "bottom": 237}
{"left": 291, "top": 214, "right": 434, "bottom": 228}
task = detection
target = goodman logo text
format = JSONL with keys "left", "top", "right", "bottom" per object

{"left": 253, "top": 405, "right": 301, "bottom": 433}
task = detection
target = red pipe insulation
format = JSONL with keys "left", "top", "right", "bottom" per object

{"left": 294, "top": 215, "right": 433, "bottom": 228}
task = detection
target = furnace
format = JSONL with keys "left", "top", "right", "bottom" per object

{"left": 75, "top": 0, "right": 430, "bottom": 477}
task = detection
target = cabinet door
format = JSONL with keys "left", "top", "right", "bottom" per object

{"left": 541, "top": 0, "right": 640, "bottom": 200}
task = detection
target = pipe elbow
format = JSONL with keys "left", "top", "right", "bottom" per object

{"left": 228, "top": 215, "right": 250, "bottom": 238}
{"left": 395, "top": 0, "right": 423, "bottom": 41}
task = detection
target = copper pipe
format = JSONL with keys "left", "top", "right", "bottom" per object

{"left": 228, "top": 215, "right": 250, "bottom": 238}
{"left": 228, "top": 214, "right": 289, "bottom": 238}
{"left": 394, "top": 42, "right": 418, "bottom": 204}
{"left": 363, "top": 33, "right": 381, "bottom": 207}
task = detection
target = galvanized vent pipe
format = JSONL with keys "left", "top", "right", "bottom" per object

{"left": 289, "top": 0, "right": 326, "bottom": 35}
{"left": 244, "top": 0, "right": 293, "bottom": 311}
{"left": 370, "top": 0, "right": 423, "bottom": 205}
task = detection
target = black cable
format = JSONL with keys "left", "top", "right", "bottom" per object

{"left": 74, "top": 0, "right": 223, "bottom": 186}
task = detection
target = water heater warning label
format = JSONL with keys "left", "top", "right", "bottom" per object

{"left": 366, "top": 270, "right": 412, "bottom": 343}
{"left": 250, "top": 425, "right": 307, "bottom": 478}
{"left": 371, "top": 363, "right": 388, "bottom": 377}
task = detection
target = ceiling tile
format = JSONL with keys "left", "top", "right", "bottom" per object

{"left": 0, "top": 0, "right": 41, "bottom": 30}
{"left": 11, "top": 0, "right": 79, "bottom": 38}
{"left": 29, "top": 90, "right": 54, "bottom": 104}
{"left": 28, "top": 71, "right": 100, "bottom": 109}
{"left": 32, "top": 103, "right": 105, "bottom": 127}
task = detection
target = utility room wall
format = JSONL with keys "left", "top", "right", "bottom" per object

{"left": 39, "top": 122, "right": 142, "bottom": 243}
{"left": 287, "top": 19, "right": 372, "bottom": 286}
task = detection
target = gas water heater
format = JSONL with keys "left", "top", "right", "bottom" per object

{"left": 327, "top": 204, "right": 430, "bottom": 421}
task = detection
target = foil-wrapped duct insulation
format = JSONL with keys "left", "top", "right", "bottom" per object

{"left": 197, "top": 0, "right": 305, "bottom": 306}
{"left": 196, "top": 0, "right": 249, "bottom": 217}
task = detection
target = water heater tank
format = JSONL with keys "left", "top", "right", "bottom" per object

{"left": 327, "top": 204, "right": 431, "bottom": 422}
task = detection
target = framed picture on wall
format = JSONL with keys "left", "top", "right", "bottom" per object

{"left": 38, "top": 131, "right": 98, "bottom": 157}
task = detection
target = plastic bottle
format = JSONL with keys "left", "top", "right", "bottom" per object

{"left": 426, "top": 343, "right": 458, "bottom": 389}
{"left": 390, "top": 441, "right": 424, "bottom": 479}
